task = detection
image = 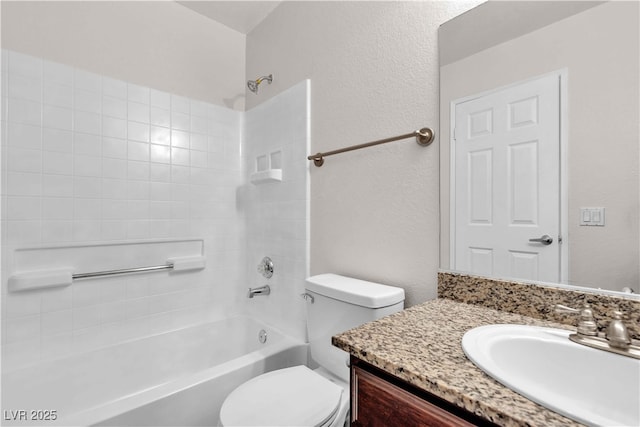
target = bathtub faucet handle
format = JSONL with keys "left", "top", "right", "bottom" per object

{"left": 257, "top": 257, "right": 274, "bottom": 279}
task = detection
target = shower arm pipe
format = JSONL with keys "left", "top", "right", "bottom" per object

{"left": 247, "top": 74, "right": 273, "bottom": 93}
{"left": 254, "top": 75, "right": 272, "bottom": 85}
{"left": 307, "top": 127, "right": 435, "bottom": 167}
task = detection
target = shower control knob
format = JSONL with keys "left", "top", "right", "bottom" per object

{"left": 257, "top": 257, "right": 274, "bottom": 279}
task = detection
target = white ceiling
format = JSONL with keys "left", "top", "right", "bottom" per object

{"left": 177, "top": 1, "right": 281, "bottom": 34}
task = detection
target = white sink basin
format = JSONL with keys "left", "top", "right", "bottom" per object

{"left": 462, "top": 324, "right": 640, "bottom": 427}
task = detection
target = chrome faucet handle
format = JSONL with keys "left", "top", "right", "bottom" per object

{"left": 555, "top": 304, "right": 598, "bottom": 336}
{"left": 257, "top": 257, "right": 274, "bottom": 279}
{"left": 605, "top": 311, "right": 631, "bottom": 349}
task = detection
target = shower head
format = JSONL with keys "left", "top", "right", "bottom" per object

{"left": 247, "top": 74, "right": 273, "bottom": 94}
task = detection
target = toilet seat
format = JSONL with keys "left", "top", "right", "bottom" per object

{"left": 219, "top": 365, "right": 344, "bottom": 427}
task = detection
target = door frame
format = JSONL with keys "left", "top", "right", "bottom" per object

{"left": 449, "top": 69, "right": 569, "bottom": 283}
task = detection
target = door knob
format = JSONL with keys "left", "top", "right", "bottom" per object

{"left": 529, "top": 235, "right": 553, "bottom": 245}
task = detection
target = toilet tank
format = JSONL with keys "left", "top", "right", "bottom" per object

{"left": 305, "top": 274, "right": 405, "bottom": 382}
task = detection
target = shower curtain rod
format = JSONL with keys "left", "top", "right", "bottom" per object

{"left": 307, "top": 127, "right": 434, "bottom": 167}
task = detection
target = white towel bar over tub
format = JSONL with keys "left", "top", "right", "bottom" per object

{"left": 8, "top": 255, "right": 206, "bottom": 292}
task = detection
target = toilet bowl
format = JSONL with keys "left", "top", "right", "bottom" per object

{"left": 219, "top": 366, "right": 349, "bottom": 427}
{"left": 219, "top": 274, "right": 405, "bottom": 427}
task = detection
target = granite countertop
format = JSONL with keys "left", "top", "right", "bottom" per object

{"left": 332, "top": 298, "right": 584, "bottom": 427}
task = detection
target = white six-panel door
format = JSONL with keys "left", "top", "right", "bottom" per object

{"left": 452, "top": 73, "right": 561, "bottom": 282}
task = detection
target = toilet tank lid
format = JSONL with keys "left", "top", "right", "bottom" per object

{"left": 305, "top": 274, "right": 405, "bottom": 308}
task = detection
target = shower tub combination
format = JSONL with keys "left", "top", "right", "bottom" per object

{"left": 2, "top": 316, "right": 307, "bottom": 426}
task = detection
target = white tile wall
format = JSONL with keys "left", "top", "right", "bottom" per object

{"left": 242, "top": 80, "right": 310, "bottom": 341}
{"left": 1, "top": 50, "right": 309, "bottom": 372}
{"left": 1, "top": 50, "right": 245, "bottom": 371}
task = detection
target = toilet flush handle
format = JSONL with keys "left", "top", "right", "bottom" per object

{"left": 300, "top": 293, "right": 314, "bottom": 303}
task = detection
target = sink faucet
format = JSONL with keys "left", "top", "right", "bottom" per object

{"left": 248, "top": 285, "right": 271, "bottom": 298}
{"left": 554, "top": 304, "right": 639, "bottom": 359}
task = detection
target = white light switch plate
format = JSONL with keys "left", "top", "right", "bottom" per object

{"left": 580, "top": 207, "right": 605, "bottom": 226}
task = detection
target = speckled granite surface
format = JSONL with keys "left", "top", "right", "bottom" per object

{"left": 438, "top": 271, "right": 640, "bottom": 340}
{"left": 333, "top": 272, "right": 640, "bottom": 426}
{"left": 333, "top": 299, "right": 583, "bottom": 427}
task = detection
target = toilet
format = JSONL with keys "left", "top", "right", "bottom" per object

{"left": 219, "top": 273, "right": 405, "bottom": 427}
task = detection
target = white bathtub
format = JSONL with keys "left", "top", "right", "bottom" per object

{"left": 1, "top": 316, "right": 308, "bottom": 426}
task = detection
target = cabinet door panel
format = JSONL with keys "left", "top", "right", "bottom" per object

{"left": 352, "top": 364, "right": 475, "bottom": 427}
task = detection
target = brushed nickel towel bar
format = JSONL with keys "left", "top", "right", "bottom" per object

{"left": 307, "top": 127, "right": 434, "bottom": 167}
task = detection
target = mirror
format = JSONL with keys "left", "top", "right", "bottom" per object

{"left": 439, "top": 1, "right": 639, "bottom": 295}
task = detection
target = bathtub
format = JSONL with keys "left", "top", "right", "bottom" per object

{"left": 1, "top": 316, "right": 308, "bottom": 426}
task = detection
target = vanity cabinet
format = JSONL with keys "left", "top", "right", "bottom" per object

{"left": 350, "top": 357, "right": 497, "bottom": 427}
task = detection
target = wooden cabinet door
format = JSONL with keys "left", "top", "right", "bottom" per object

{"left": 351, "top": 359, "right": 490, "bottom": 427}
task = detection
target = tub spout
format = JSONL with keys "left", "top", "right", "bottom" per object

{"left": 248, "top": 285, "right": 270, "bottom": 298}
